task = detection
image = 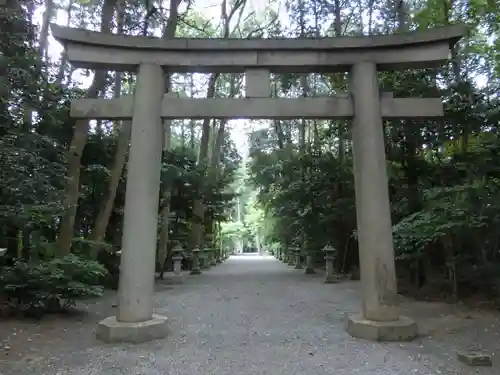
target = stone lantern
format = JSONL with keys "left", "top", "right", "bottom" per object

{"left": 304, "top": 251, "right": 315, "bottom": 274}
{"left": 201, "top": 247, "right": 211, "bottom": 270}
{"left": 292, "top": 246, "right": 302, "bottom": 269}
{"left": 206, "top": 237, "right": 217, "bottom": 266}
{"left": 190, "top": 247, "right": 202, "bottom": 275}
{"left": 324, "top": 245, "right": 339, "bottom": 283}
{"left": 171, "top": 244, "right": 184, "bottom": 284}
{"left": 287, "top": 247, "right": 295, "bottom": 266}
{"left": 216, "top": 242, "right": 222, "bottom": 263}
{"left": 210, "top": 247, "right": 217, "bottom": 266}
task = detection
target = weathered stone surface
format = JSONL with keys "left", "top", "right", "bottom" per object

{"left": 457, "top": 351, "right": 492, "bottom": 366}
{"left": 51, "top": 23, "right": 467, "bottom": 72}
{"left": 346, "top": 314, "right": 418, "bottom": 342}
{"left": 96, "top": 315, "right": 168, "bottom": 343}
{"left": 292, "top": 247, "right": 302, "bottom": 270}
{"left": 51, "top": 23, "right": 466, "bottom": 51}
{"left": 246, "top": 69, "right": 270, "bottom": 98}
{"left": 201, "top": 254, "right": 211, "bottom": 270}
{"left": 190, "top": 248, "right": 201, "bottom": 275}
{"left": 172, "top": 249, "right": 183, "bottom": 283}
{"left": 324, "top": 245, "right": 336, "bottom": 283}
{"left": 115, "top": 63, "right": 165, "bottom": 324}
{"left": 70, "top": 96, "right": 444, "bottom": 120}
{"left": 305, "top": 254, "right": 314, "bottom": 265}
{"left": 349, "top": 61, "right": 401, "bottom": 324}
{"left": 210, "top": 249, "right": 217, "bottom": 266}
{"left": 304, "top": 254, "right": 316, "bottom": 274}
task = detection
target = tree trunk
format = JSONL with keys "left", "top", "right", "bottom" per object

{"left": 55, "top": 0, "right": 75, "bottom": 86}
{"left": 39, "top": 0, "right": 55, "bottom": 60}
{"left": 155, "top": 0, "right": 182, "bottom": 277}
{"left": 187, "top": 75, "right": 218, "bottom": 251}
{"left": 187, "top": 0, "right": 247, "bottom": 251}
{"left": 56, "top": 119, "right": 88, "bottom": 256}
{"left": 89, "top": 0, "right": 130, "bottom": 249}
{"left": 56, "top": 0, "right": 116, "bottom": 256}
{"left": 156, "top": 116, "right": 173, "bottom": 275}
{"left": 90, "top": 121, "right": 131, "bottom": 244}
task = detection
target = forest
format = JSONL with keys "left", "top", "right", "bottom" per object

{"left": 0, "top": 0, "right": 499, "bottom": 316}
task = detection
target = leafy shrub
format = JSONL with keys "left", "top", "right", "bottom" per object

{"left": 71, "top": 237, "right": 115, "bottom": 259}
{"left": 0, "top": 254, "right": 107, "bottom": 317}
{"left": 393, "top": 179, "right": 500, "bottom": 300}
{"left": 96, "top": 248, "right": 121, "bottom": 290}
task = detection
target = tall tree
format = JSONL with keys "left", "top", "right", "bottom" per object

{"left": 57, "top": 0, "right": 117, "bottom": 256}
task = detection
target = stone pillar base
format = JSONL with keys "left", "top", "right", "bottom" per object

{"left": 190, "top": 268, "right": 201, "bottom": 275}
{"left": 210, "top": 260, "right": 217, "bottom": 266}
{"left": 346, "top": 314, "right": 418, "bottom": 342}
{"left": 304, "top": 267, "right": 316, "bottom": 274}
{"left": 96, "top": 314, "right": 168, "bottom": 343}
{"left": 324, "top": 274, "right": 340, "bottom": 283}
{"left": 294, "top": 263, "right": 303, "bottom": 270}
{"left": 216, "top": 259, "right": 222, "bottom": 263}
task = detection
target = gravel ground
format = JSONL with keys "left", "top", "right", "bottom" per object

{"left": 1, "top": 254, "right": 499, "bottom": 375}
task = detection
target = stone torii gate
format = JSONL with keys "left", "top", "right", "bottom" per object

{"left": 52, "top": 24, "right": 465, "bottom": 343}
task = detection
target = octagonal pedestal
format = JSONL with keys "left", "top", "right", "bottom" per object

{"left": 346, "top": 314, "right": 417, "bottom": 342}
{"left": 96, "top": 314, "right": 168, "bottom": 343}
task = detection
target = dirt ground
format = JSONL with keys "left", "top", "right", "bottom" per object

{"left": 1, "top": 257, "right": 498, "bottom": 374}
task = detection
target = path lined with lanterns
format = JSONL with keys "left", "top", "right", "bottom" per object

{"left": 3, "top": 253, "right": 498, "bottom": 375}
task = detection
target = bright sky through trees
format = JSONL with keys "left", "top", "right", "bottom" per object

{"left": 36, "top": 0, "right": 282, "bottom": 156}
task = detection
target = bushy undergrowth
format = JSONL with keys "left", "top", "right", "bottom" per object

{"left": 0, "top": 254, "right": 107, "bottom": 317}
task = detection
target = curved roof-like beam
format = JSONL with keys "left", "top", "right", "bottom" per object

{"left": 50, "top": 23, "right": 467, "bottom": 73}
{"left": 51, "top": 23, "right": 466, "bottom": 51}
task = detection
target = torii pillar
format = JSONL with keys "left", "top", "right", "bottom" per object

{"left": 97, "top": 63, "right": 168, "bottom": 343}
{"left": 346, "top": 62, "right": 416, "bottom": 340}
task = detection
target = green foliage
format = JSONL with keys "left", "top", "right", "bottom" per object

{"left": 245, "top": 0, "right": 500, "bottom": 301}
{"left": 0, "top": 254, "right": 107, "bottom": 316}
{"left": 0, "top": 133, "right": 66, "bottom": 227}
{"left": 1, "top": 0, "right": 500, "bottom": 312}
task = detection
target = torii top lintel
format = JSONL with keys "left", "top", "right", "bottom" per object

{"left": 50, "top": 23, "right": 466, "bottom": 73}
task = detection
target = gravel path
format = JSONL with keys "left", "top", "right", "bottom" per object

{"left": 1, "top": 254, "right": 499, "bottom": 374}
